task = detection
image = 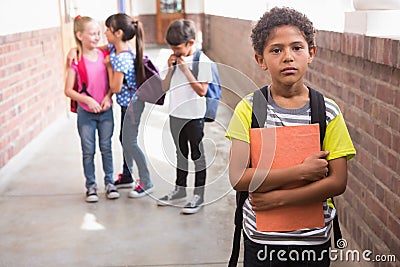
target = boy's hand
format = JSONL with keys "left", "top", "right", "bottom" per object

{"left": 250, "top": 190, "right": 283, "bottom": 211}
{"left": 300, "top": 151, "right": 329, "bottom": 181}
{"left": 167, "top": 54, "right": 177, "bottom": 67}
{"left": 168, "top": 54, "right": 186, "bottom": 68}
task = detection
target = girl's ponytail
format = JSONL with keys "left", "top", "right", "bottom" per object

{"left": 73, "top": 15, "right": 94, "bottom": 61}
{"left": 133, "top": 19, "right": 146, "bottom": 86}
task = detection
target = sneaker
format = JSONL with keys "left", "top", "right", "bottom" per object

{"left": 114, "top": 173, "right": 134, "bottom": 189}
{"left": 181, "top": 194, "right": 203, "bottom": 214}
{"left": 106, "top": 183, "right": 120, "bottom": 199}
{"left": 86, "top": 184, "right": 99, "bottom": 203}
{"left": 157, "top": 186, "right": 187, "bottom": 206}
{"left": 128, "top": 181, "right": 155, "bottom": 198}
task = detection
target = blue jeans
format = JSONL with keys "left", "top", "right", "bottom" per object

{"left": 119, "top": 99, "right": 152, "bottom": 187}
{"left": 77, "top": 106, "right": 114, "bottom": 189}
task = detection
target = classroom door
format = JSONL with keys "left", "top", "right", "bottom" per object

{"left": 156, "top": 0, "right": 185, "bottom": 44}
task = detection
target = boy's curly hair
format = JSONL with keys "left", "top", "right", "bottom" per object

{"left": 251, "top": 7, "right": 316, "bottom": 55}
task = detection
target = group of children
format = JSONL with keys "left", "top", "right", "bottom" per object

{"left": 64, "top": 14, "right": 212, "bottom": 214}
{"left": 65, "top": 7, "right": 355, "bottom": 266}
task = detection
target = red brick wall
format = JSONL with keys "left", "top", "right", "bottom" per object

{"left": 311, "top": 31, "right": 400, "bottom": 266}
{"left": 205, "top": 14, "right": 400, "bottom": 265}
{"left": 0, "top": 28, "right": 65, "bottom": 168}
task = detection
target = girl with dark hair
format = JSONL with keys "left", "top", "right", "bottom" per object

{"left": 104, "top": 13, "right": 154, "bottom": 198}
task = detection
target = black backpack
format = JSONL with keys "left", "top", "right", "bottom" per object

{"left": 228, "top": 85, "right": 342, "bottom": 266}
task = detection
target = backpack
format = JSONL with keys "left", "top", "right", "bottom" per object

{"left": 191, "top": 50, "right": 222, "bottom": 122}
{"left": 122, "top": 51, "right": 164, "bottom": 105}
{"left": 70, "top": 49, "right": 110, "bottom": 113}
{"left": 228, "top": 86, "right": 342, "bottom": 267}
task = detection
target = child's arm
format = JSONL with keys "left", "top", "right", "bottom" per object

{"left": 229, "top": 138, "right": 329, "bottom": 193}
{"left": 250, "top": 157, "right": 347, "bottom": 211}
{"left": 161, "top": 63, "right": 174, "bottom": 92}
{"left": 64, "top": 68, "right": 102, "bottom": 113}
{"left": 104, "top": 55, "right": 124, "bottom": 94}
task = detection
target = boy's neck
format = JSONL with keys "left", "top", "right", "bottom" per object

{"left": 269, "top": 83, "right": 309, "bottom": 109}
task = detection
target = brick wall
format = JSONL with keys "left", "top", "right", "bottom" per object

{"left": 0, "top": 28, "right": 65, "bottom": 169}
{"left": 311, "top": 31, "right": 400, "bottom": 267}
{"left": 205, "top": 14, "right": 399, "bottom": 266}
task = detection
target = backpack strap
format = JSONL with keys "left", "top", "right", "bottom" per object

{"left": 228, "top": 86, "right": 268, "bottom": 267}
{"left": 309, "top": 87, "right": 326, "bottom": 148}
{"left": 191, "top": 50, "right": 201, "bottom": 79}
{"left": 309, "top": 87, "right": 343, "bottom": 248}
{"left": 251, "top": 86, "right": 268, "bottom": 128}
{"left": 77, "top": 57, "right": 91, "bottom": 97}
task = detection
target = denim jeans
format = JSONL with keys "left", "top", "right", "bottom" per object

{"left": 169, "top": 116, "right": 206, "bottom": 198}
{"left": 119, "top": 99, "right": 152, "bottom": 187}
{"left": 243, "top": 234, "right": 331, "bottom": 267}
{"left": 77, "top": 106, "right": 114, "bottom": 189}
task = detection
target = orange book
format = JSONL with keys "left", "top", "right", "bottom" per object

{"left": 249, "top": 124, "right": 325, "bottom": 232}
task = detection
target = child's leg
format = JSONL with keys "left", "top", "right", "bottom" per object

{"left": 129, "top": 99, "right": 151, "bottom": 186}
{"left": 187, "top": 119, "right": 206, "bottom": 199}
{"left": 98, "top": 108, "right": 114, "bottom": 186}
{"left": 77, "top": 107, "right": 97, "bottom": 189}
{"left": 119, "top": 106, "right": 132, "bottom": 178}
{"left": 169, "top": 116, "right": 189, "bottom": 189}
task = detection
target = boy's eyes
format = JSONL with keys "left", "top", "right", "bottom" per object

{"left": 270, "top": 46, "right": 304, "bottom": 54}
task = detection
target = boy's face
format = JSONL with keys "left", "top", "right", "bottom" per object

{"left": 169, "top": 40, "right": 194, "bottom": 57}
{"left": 255, "top": 25, "right": 315, "bottom": 87}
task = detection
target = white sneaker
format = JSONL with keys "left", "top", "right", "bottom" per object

{"left": 86, "top": 184, "right": 99, "bottom": 203}
{"left": 106, "top": 184, "right": 120, "bottom": 199}
{"left": 128, "top": 182, "right": 155, "bottom": 198}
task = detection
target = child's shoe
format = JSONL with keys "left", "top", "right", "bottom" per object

{"left": 128, "top": 181, "right": 155, "bottom": 198}
{"left": 181, "top": 194, "right": 203, "bottom": 214}
{"left": 114, "top": 173, "right": 134, "bottom": 189}
{"left": 86, "top": 184, "right": 99, "bottom": 203}
{"left": 157, "top": 186, "right": 186, "bottom": 206}
{"left": 106, "top": 183, "right": 120, "bottom": 199}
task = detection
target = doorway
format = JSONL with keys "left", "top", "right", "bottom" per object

{"left": 156, "top": 0, "right": 185, "bottom": 44}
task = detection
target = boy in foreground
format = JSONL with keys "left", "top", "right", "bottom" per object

{"left": 226, "top": 7, "right": 356, "bottom": 266}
